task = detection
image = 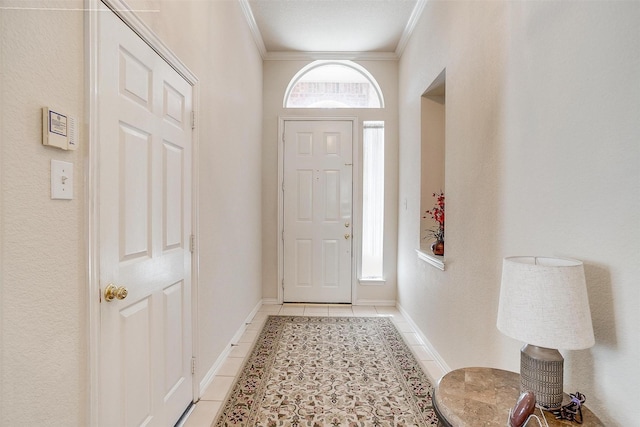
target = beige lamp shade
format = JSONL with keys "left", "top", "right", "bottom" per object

{"left": 497, "top": 256, "right": 595, "bottom": 350}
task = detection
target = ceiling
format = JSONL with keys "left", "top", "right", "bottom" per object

{"left": 241, "top": 0, "right": 425, "bottom": 60}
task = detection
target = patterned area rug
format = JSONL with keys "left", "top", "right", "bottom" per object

{"left": 213, "top": 316, "right": 438, "bottom": 426}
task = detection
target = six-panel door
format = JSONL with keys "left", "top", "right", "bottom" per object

{"left": 283, "top": 120, "right": 353, "bottom": 303}
{"left": 98, "top": 4, "right": 193, "bottom": 426}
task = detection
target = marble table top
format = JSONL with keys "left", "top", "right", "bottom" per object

{"left": 433, "top": 367, "right": 604, "bottom": 427}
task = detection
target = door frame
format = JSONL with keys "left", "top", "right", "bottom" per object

{"left": 86, "top": 1, "right": 200, "bottom": 424}
{"left": 277, "top": 116, "right": 360, "bottom": 304}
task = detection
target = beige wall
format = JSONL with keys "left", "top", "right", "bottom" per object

{"left": 0, "top": 0, "right": 263, "bottom": 424}
{"left": 261, "top": 60, "right": 399, "bottom": 305}
{"left": 397, "top": 1, "right": 640, "bottom": 425}
{"left": 3, "top": 0, "right": 638, "bottom": 425}
{"left": 135, "top": 0, "right": 265, "bottom": 390}
{"left": 1, "top": 1, "right": 87, "bottom": 424}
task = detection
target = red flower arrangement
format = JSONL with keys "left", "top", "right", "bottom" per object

{"left": 423, "top": 191, "right": 445, "bottom": 242}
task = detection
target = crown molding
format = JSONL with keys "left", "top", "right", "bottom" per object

{"left": 239, "top": 0, "right": 423, "bottom": 61}
{"left": 264, "top": 51, "right": 398, "bottom": 61}
{"left": 396, "top": 0, "right": 427, "bottom": 57}
{"left": 239, "top": 0, "right": 267, "bottom": 58}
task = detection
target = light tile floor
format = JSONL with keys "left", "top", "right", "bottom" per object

{"left": 182, "top": 304, "right": 446, "bottom": 426}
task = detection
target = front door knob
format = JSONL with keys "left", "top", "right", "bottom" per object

{"left": 104, "top": 284, "right": 128, "bottom": 302}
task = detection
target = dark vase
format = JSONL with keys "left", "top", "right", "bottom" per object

{"left": 431, "top": 240, "right": 444, "bottom": 256}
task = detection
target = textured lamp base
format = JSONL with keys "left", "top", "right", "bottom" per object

{"left": 520, "top": 344, "right": 564, "bottom": 409}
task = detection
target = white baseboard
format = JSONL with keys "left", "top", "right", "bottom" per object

{"left": 396, "top": 302, "right": 451, "bottom": 375}
{"left": 261, "top": 297, "right": 279, "bottom": 305}
{"left": 198, "top": 300, "right": 263, "bottom": 395}
{"left": 354, "top": 298, "right": 396, "bottom": 306}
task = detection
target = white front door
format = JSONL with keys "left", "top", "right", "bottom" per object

{"left": 97, "top": 4, "right": 193, "bottom": 426}
{"left": 283, "top": 120, "right": 353, "bottom": 303}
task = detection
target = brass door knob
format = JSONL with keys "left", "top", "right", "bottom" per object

{"left": 104, "top": 284, "right": 128, "bottom": 302}
{"left": 344, "top": 234, "right": 351, "bottom": 240}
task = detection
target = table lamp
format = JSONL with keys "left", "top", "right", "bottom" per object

{"left": 497, "top": 256, "right": 595, "bottom": 409}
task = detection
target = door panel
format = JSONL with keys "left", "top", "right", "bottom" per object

{"left": 295, "top": 239, "right": 313, "bottom": 287}
{"left": 163, "top": 142, "right": 184, "bottom": 250}
{"left": 98, "top": 4, "right": 193, "bottom": 426}
{"left": 297, "top": 170, "right": 313, "bottom": 220}
{"left": 283, "top": 120, "right": 353, "bottom": 303}
{"left": 120, "top": 123, "right": 151, "bottom": 260}
{"left": 322, "top": 240, "right": 339, "bottom": 286}
{"left": 121, "top": 299, "right": 152, "bottom": 426}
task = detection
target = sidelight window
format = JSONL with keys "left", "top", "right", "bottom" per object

{"left": 361, "top": 121, "right": 385, "bottom": 279}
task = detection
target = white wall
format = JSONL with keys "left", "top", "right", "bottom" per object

{"left": 397, "top": 1, "right": 640, "bottom": 425}
{"left": 0, "top": 0, "right": 263, "bottom": 424}
{"left": 261, "top": 60, "right": 399, "bottom": 305}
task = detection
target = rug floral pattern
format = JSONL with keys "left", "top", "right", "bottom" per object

{"left": 213, "top": 316, "right": 438, "bottom": 426}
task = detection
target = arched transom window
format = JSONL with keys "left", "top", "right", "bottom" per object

{"left": 284, "top": 60, "right": 384, "bottom": 108}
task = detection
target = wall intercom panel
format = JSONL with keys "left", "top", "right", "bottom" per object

{"left": 42, "top": 107, "right": 77, "bottom": 150}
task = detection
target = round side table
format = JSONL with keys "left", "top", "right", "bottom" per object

{"left": 433, "top": 367, "right": 604, "bottom": 427}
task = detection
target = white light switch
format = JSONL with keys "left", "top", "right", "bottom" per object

{"left": 51, "top": 160, "right": 73, "bottom": 200}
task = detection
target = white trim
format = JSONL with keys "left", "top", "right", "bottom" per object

{"left": 85, "top": 3, "right": 100, "bottom": 425}
{"left": 359, "top": 278, "right": 387, "bottom": 286}
{"left": 190, "top": 87, "right": 202, "bottom": 402}
{"left": 236, "top": 0, "right": 398, "bottom": 61}
{"left": 198, "top": 300, "right": 263, "bottom": 395}
{"left": 354, "top": 298, "right": 396, "bottom": 306}
{"left": 238, "top": 0, "right": 267, "bottom": 59}
{"left": 265, "top": 51, "right": 399, "bottom": 61}
{"left": 97, "top": 0, "right": 197, "bottom": 84}
{"left": 416, "top": 249, "right": 445, "bottom": 271}
{"left": 395, "top": 0, "right": 427, "bottom": 57}
{"left": 261, "top": 298, "right": 280, "bottom": 305}
{"left": 198, "top": 348, "right": 232, "bottom": 403}
{"left": 277, "top": 117, "right": 359, "bottom": 305}
{"left": 277, "top": 119, "right": 285, "bottom": 304}
{"left": 396, "top": 303, "right": 451, "bottom": 375}
{"left": 174, "top": 405, "right": 196, "bottom": 427}
{"left": 87, "top": 0, "right": 200, "bottom": 423}
{"left": 237, "top": 0, "right": 424, "bottom": 61}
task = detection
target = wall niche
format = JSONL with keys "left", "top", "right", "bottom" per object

{"left": 418, "top": 69, "right": 446, "bottom": 268}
